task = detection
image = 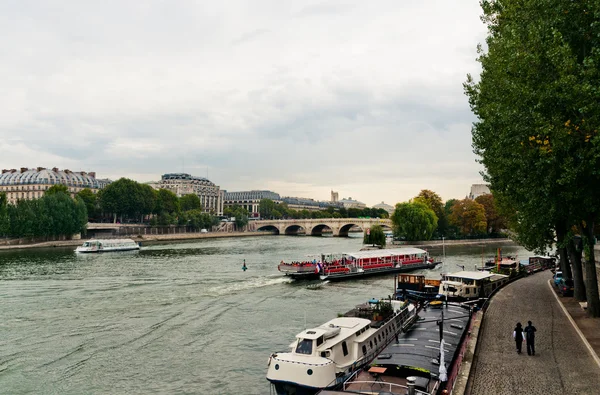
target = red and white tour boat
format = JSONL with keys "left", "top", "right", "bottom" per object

{"left": 278, "top": 247, "right": 440, "bottom": 281}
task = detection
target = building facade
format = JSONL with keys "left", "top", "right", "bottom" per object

{"left": 338, "top": 197, "right": 367, "bottom": 209}
{"left": 372, "top": 201, "right": 395, "bottom": 215}
{"left": 468, "top": 184, "right": 491, "bottom": 200}
{"left": 223, "top": 190, "right": 281, "bottom": 217}
{"left": 331, "top": 190, "right": 339, "bottom": 203}
{"left": 151, "top": 173, "right": 224, "bottom": 215}
{"left": 0, "top": 167, "right": 111, "bottom": 205}
{"left": 282, "top": 197, "right": 333, "bottom": 212}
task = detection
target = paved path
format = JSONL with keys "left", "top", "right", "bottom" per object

{"left": 469, "top": 271, "right": 600, "bottom": 394}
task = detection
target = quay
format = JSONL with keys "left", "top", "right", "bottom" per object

{"left": 464, "top": 271, "right": 600, "bottom": 394}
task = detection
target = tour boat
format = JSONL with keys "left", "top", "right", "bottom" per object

{"left": 277, "top": 248, "right": 440, "bottom": 281}
{"left": 438, "top": 270, "right": 509, "bottom": 300}
{"left": 266, "top": 299, "right": 418, "bottom": 395}
{"left": 75, "top": 239, "right": 141, "bottom": 253}
{"left": 325, "top": 301, "right": 473, "bottom": 395}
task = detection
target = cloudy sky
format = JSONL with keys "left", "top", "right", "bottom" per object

{"left": 1, "top": 0, "right": 487, "bottom": 206}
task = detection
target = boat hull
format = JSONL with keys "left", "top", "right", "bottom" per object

{"left": 75, "top": 247, "right": 140, "bottom": 253}
{"left": 321, "top": 261, "right": 441, "bottom": 281}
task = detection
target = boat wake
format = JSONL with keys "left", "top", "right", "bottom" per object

{"left": 306, "top": 280, "right": 329, "bottom": 290}
{"left": 204, "top": 276, "right": 291, "bottom": 296}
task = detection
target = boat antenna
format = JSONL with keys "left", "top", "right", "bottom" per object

{"left": 304, "top": 309, "right": 307, "bottom": 330}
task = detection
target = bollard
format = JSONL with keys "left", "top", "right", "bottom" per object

{"left": 407, "top": 376, "right": 416, "bottom": 395}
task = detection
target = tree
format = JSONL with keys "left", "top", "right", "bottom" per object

{"left": 364, "top": 224, "right": 386, "bottom": 247}
{"left": 414, "top": 189, "right": 446, "bottom": 237}
{"left": 465, "top": 0, "right": 600, "bottom": 316}
{"left": 258, "top": 199, "right": 276, "bottom": 219}
{"left": 475, "top": 193, "right": 506, "bottom": 234}
{"left": 76, "top": 188, "right": 98, "bottom": 221}
{"left": 46, "top": 184, "right": 69, "bottom": 195}
{"left": 448, "top": 199, "right": 487, "bottom": 236}
{"left": 180, "top": 194, "right": 202, "bottom": 212}
{"left": 0, "top": 192, "right": 9, "bottom": 237}
{"left": 391, "top": 201, "right": 437, "bottom": 241}
{"left": 154, "top": 189, "right": 180, "bottom": 215}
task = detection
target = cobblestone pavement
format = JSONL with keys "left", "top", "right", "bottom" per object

{"left": 469, "top": 271, "right": 600, "bottom": 394}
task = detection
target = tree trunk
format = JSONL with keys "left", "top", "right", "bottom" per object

{"left": 582, "top": 218, "right": 600, "bottom": 318}
{"left": 567, "top": 237, "right": 586, "bottom": 301}
{"left": 555, "top": 222, "right": 572, "bottom": 279}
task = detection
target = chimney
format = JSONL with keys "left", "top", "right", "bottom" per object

{"left": 88, "top": 172, "right": 96, "bottom": 178}
{"left": 64, "top": 169, "right": 70, "bottom": 173}
{"left": 80, "top": 171, "right": 86, "bottom": 176}
{"left": 52, "top": 167, "right": 58, "bottom": 172}
{"left": 10, "top": 169, "right": 16, "bottom": 173}
{"left": 20, "top": 167, "right": 28, "bottom": 173}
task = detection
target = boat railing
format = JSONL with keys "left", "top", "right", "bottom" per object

{"left": 342, "top": 381, "right": 430, "bottom": 395}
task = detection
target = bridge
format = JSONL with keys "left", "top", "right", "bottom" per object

{"left": 246, "top": 218, "right": 392, "bottom": 237}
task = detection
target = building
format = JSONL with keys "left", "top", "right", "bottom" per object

{"left": 282, "top": 197, "right": 333, "bottom": 212}
{"left": 223, "top": 190, "right": 282, "bottom": 217}
{"left": 468, "top": 184, "right": 491, "bottom": 200}
{"left": 372, "top": 201, "right": 395, "bottom": 215}
{"left": 0, "top": 167, "right": 111, "bottom": 205}
{"left": 331, "top": 190, "right": 339, "bottom": 203}
{"left": 150, "top": 173, "right": 224, "bottom": 215}
{"left": 338, "top": 197, "right": 367, "bottom": 209}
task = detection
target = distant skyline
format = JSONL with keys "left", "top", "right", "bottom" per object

{"left": 0, "top": 1, "right": 487, "bottom": 206}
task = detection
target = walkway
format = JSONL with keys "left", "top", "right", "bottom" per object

{"left": 468, "top": 271, "right": 600, "bottom": 394}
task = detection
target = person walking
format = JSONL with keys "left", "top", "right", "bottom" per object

{"left": 524, "top": 320, "right": 537, "bottom": 355}
{"left": 513, "top": 322, "right": 524, "bottom": 354}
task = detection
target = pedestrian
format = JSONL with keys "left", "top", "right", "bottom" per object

{"left": 513, "top": 322, "right": 524, "bottom": 354}
{"left": 524, "top": 320, "right": 537, "bottom": 355}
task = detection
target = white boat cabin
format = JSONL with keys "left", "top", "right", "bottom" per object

{"left": 439, "top": 270, "right": 509, "bottom": 299}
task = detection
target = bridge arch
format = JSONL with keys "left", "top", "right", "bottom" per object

{"left": 308, "top": 224, "right": 334, "bottom": 236}
{"left": 256, "top": 225, "right": 280, "bottom": 235}
{"left": 283, "top": 224, "right": 306, "bottom": 235}
{"left": 338, "top": 223, "right": 365, "bottom": 237}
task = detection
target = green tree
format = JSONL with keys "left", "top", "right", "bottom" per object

{"left": 46, "top": 184, "right": 69, "bottom": 195}
{"left": 448, "top": 199, "right": 487, "bottom": 236}
{"left": 414, "top": 190, "right": 446, "bottom": 236}
{"left": 76, "top": 188, "right": 97, "bottom": 221}
{"left": 364, "top": 224, "right": 386, "bottom": 247}
{"left": 465, "top": 0, "right": 600, "bottom": 316}
{"left": 258, "top": 199, "right": 276, "bottom": 219}
{"left": 475, "top": 193, "right": 506, "bottom": 234}
{"left": 154, "top": 189, "right": 180, "bottom": 215}
{"left": 0, "top": 192, "right": 9, "bottom": 237}
{"left": 391, "top": 201, "right": 438, "bottom": 241}
{"left": 180, "top": 194, "right": 202, "bottom": 212}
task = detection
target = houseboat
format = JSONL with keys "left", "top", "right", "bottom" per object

{"left": 319, "top": 301, "right": 473, "bottom": 395}
{"left": 394, "top": 274, "right": 442, "bottom": 302}
{"left": 75, "top": 238, "right": 141, "bottom": 253}
{"left": 521, "top": 255, "right": 555, "bottom": 274}
{"left": 277, "top": 248, "right": 440, "bottom": 281}
{"left": 266, "top": 298, "right": 419, "bottom": 395}
{"left": 438, "top": 271, "right": 509, "bottom": 301}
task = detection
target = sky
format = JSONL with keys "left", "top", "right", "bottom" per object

{"left": 0, "top": 0, "right": 488, "bottom": 207}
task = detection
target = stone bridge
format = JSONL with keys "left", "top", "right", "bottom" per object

{"left": 247, "top": 218, "right": 392, "bottom": 237}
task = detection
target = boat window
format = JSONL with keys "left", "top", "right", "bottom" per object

{"left": 465, "top": 288, "right": 470, "bottom": 295}
{"left": 316, "top": 336, "right": 324, "bottom": 347}
{"left": 295, "top": 339, "right": 313, "bottom": 355}
{"left": 355, "top": 330, "right": 361, "bottom": 337}
{"left": 342, "top": 341, "right": 348, "bottom": 357}
{"left": 320, "top": 350, "right": 331, "bottom": 358}
{"left": 370, "top": 340, "right": 373, "bottom": 348}
{"left": 362, "top": 345, "right": 367, "bottom": 355}
{"left": 374, "top": 338, "right": 378, "bottom": 346}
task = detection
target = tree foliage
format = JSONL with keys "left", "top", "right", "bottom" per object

{"left": 475, "top": 193, "right": 506, "bottom": 233}
{"left": 414, "top": 189, "right": 447, "bottom": 237}
{"left": 258, "top": 199, "right": 276, "bottom": 219}
{"left": 76, "top": 188, "right": 98, "bottom": 221}
{"left": 180, "top": 194, "right": 202, "bottom": 212}
{"left": 363, "top": 224, "right": 386, "bottom": 247}
{"left": 448, "top": 199, "right": 487, "bottom": 236}
{"left": 391, "top": 201, "right": 437, "bottom": 241}
{"left": 465, "top": 0, "right": 600, "bottom": 315}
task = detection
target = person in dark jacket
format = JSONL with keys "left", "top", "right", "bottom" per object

{"left": 513, "top": 322, "right": 524, "bottom": 354}
{"left": 524, "top": 320, "right": 537, "bottom": 355}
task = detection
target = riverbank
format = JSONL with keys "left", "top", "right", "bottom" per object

{"left": 0, "top": 231, "right": 277, "bottom": 251}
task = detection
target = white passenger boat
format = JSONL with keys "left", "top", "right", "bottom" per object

{"left": 266, "top": 299, "right": 418, "bottom": 395}
{"left": 438, "top": 270, "right": 509, "bottom": 300}
{"left": 75, "top": 239, "right": 141, "bottom": 253}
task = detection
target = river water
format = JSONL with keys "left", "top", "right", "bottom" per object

{"left": 0, "top": 236, "right": 530, "bottom": 395}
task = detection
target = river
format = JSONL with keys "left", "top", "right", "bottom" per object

{"left": 0, "top": 235, "right": 530, "bottom": 395}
